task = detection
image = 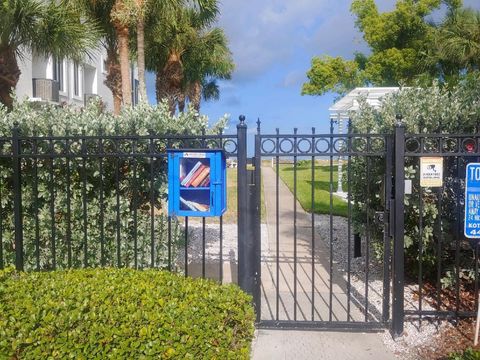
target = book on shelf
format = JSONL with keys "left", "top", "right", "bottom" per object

{"left": 190, "top": 167, "right": 210, "bottom": 188}
{"left": 181, "top": 161, "right": 202, "bottom": 186}
{"left": 185, "top": 164, "right": 207, "bottom": 187}
{"left": 179, "top": 196, "right": 209, "bottom": 212}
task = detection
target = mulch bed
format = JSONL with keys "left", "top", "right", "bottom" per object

{"left": 411, "top": 282, "right": 480, "bottom": 359}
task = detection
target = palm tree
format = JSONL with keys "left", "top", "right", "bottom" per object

{"left": 70, "top": 0, "right": 124, "bottom": 114}
{"left": 0, "top": 0, "right": 99, "bottom": 110}
{"left": 181, "top": 27, "right": 234, "bottom": 112}
{"left": 110, "top": 0, "right": 135, "bottom": 108}
{"left": 145, "top": 1, "right": 221, "bottom": 114}
{"left": 436, "top": 8, "right": 480, "bottom": 72}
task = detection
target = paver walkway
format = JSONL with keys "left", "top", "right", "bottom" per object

{"left": 252, "top": 166, "right": 397, "bottom": 360}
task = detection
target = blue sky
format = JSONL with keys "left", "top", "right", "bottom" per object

{"left": 146, "top": 0, "right": 480, "bottom": 136}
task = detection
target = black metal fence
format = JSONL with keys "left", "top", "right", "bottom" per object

{"left": 1, "top": 122, "right": 239, "bottom": 284}
{"left": 2, "top": 115, "right": 480, "bottom": 337}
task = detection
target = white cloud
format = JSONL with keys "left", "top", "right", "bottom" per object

{"left": 217, "top": 0, "right": 331, "bottom": 81}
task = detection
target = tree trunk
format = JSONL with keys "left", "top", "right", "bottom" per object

{"left": 136, "top": 1, "right": 147, "bottom": 103}
{"left": 189, "top": 81, "right": 202, "bottom": 112}
{"left": 0, "top": 46, "right": 21, "bottom": 111}
{"left": 156, "top": 71, "right": 175, "bottom": 114}
{"left": 104, "top": 45, "right": 123, "bottom": 115}
{"left": 156, "top": 52, "right": 183, "bottom": 115}
{"left": 117, "top": 26, "right": 131, "bottom": 107}
{"left": 177, "top": 91, "right": 186, "bottom": 112}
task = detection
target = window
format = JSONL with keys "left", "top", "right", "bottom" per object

{"left": 73, "top": 62, "right": 79, "bottom": 96}
{"left": 52, "top": 57, "right": 64, "bottom": 92}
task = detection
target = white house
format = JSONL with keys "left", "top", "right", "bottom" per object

{"left": 329, "top": 87, "right": 400, "bottom": 195}
{"left": 15, "top": 49, "right": 139, "bottom": 112}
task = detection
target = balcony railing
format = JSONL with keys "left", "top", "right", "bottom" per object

{"left": 32, "top": 78, "right": 60, "bottom": 103}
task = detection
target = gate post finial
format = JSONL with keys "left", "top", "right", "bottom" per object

{"left": 395, "top": 114, "right": 404, "bottom": 127}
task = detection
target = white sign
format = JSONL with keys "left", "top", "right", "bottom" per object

{"left": 184, "top": 152, "right": 206, "bottom": 158}
{"left": 420, "top": 157, "right": 443, "bottom": 187}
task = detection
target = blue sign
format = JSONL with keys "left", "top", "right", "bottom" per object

{"left": 465, "top": 163, "right": 480, "bottom": 238}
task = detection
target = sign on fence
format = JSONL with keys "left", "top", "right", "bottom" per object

{"left": 420, "top": 157, "right": 443, "bottom": 187}
{"left": 465, "top": 163, "right": 480, "bottom": 239}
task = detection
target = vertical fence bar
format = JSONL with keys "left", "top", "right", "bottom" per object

{"left": 168, "top": 216, "right": 172, "bottom": 271}
{"left": 202, "top": 217, "right": 206, "bottom": 278}
{"left": 311, "top": 127, "right": 316, "bottom": 321}
{"left": 82, "top": 131, "right": 88, "bottom": 267}
{"left": 237, "top": 115, "right": 255, "bottom": 299}
{"left": 454, "top": 156, "right": 462, "bottom": 321}
{"left": 383, "top": 135, "right": 393, "bottom": 324}
{"left": 436, "top": 185, "right": 444, "bottom": 327}
{"left": 49, "top": 133, "right": 56, "bottom": 269}
{"left": 13, "top": 122, "right": 24, "bottom": 271}
{"left": 329, "top": 119, "right": 334, "bottom": 322}
{"left": 185, "top": 216, "right": 189, "bottom": 277}
{"left": 132, "top": 137, "right": 138, "bottom": 269}
{"left": 33, "top": 135, "right": 40, "bottom": 270}
{"left": 65, "top": 133, "right": 72, "bottom": 268}
{"left": 365, "top": 153, "right": 371, "bottom": 321}
{"left": 293, "top": 128, "right": 298, "bottom": 321}
{"left": 392, "top": 119, "right": 405, "bottom": 337}
{"left": 149, "top": 131, "right": 155, "bottom": 268}
{"left": 418, "top": 169, "right": 424, "bottom": 327}
{"left": 347, "top": 120, "right": 353, "bottom": 321}
{"left": 254, "top": 121, "right": 262, "bottom": 322}
{"left": 99, "top": 131, "right": 105, "bottom": 267}
{"left": 275, "top": 128, "right": 280, "bottom": 321}
{"left": 115, "top": 145, "right": 121, "bottom": 267}
{"left": 219, "top": 215, "right": 223, "bottom": 283}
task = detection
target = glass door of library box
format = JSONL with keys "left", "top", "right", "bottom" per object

{"left": 168, "top": 150, "right": 226, "bottom": 217}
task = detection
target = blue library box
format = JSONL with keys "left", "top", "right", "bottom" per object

{"left": 168, "top": 149, "right": 227, "bottom": 217}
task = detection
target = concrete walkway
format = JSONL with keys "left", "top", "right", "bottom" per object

{"left": 252, "top": 166, "right": 397, "bottom": 360}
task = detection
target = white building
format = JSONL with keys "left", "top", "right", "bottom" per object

{"left": 15, "top": 49, "right": 139, "bottom": 112}
{"left": 329, "top": 87, "right": 400, "bottom": 195}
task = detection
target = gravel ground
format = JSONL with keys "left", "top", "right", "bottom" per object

{"left": 314, "top": 214, "right": 447, "bottom": 359}
{"left": 176, "top": 223, "right": 269, "bottom": 264}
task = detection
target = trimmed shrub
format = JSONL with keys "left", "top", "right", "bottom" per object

{"left": 0, "top": 267, "right": 255, "bottom": 359}
{"left": 449, "top": 348, "right": 480, "bottom": 360}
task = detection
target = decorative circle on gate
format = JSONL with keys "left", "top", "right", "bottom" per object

{"left": 405, "top": 138, "right": 420, "bottom": 153}
{"left": 370, "top": 137, "right": 386, "bottom": 152}
{"left": 102, "top": 139, "right": 117, "bottom": 155}
{"left": 297, "top": 138, "right": 312, "bottom": 154}
{"left": 206, "top": 139, "right": 221, "bottom": 150}
{"left": 261, "top": 138, "right": 276, "bottom": 154}
{"left": 69, "top": 140, "right": 83, "bottom": 155}
{"left": 118, "top": 139, "right": 133, "bottom": 154}
{"left": 36, "top": 139, "right": 51, "bottom": 155}
{"left": 20, "top": 140, "right": 34, "bottom": 155}
{"left": 423, "top": 138, "right": 440, "bottom": 153}
{"left": 135, "top": 139, "right": 150, "bottom": 155}
{"left": 333, "top": 138, "right": 347, "bottom": 153}
{"left": 223, "top": 139, "right": 238, "bottom": 155}
{"left": 85, "top": 139, "right": 99, "bottom": 155}
{"left": 53, "top": 140, "right": 67, "bottom": 155}
{"left": 462, "top": 138, "right": 477, "bottom": 153}
{"left": 442, "top": 138, "right": 458, "bottom": 153}
{"left": 315, "top": 138, "right": 330, "bottom": 153}
{"left": 279, "top": 138, "right": 294, "bottom": 153}
{"left": 351, "top": 137, "right": 367, "bottom": 152}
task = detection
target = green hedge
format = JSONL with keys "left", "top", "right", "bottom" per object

{"left": 0, "top": 268, "right": 255, "bottom": 359}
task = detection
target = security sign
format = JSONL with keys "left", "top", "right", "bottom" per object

{"left": 420, "top": 157, "right": 443, "bottom": 187}
{"left": 465, "top": 163, "right": 480, "bottom": 238}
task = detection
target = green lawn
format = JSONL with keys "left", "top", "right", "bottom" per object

{"left": 278, "top": 161, "right": 348, "bottom": 217}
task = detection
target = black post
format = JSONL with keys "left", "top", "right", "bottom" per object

{"left": 237, "top": 115, "right": 249, "bottom": 290}
{"left": 252, "top": 119, "right": 262, "bottom": 321}
{"left": 12, "top": 122, "right": 24, "bottom": 271}
{"left": 392, "top": 116, "right": 405, "bottom": 338}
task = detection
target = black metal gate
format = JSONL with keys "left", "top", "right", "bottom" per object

{"left": 236, "top": 119, "right": 407, "bottom": 332}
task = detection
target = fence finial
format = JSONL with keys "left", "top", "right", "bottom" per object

{"left": 256, "top": 118, "right": 261, "bottom": 134}
{"left": 239, "top": 115, "right": 246, "bottom": 124}
{"left": 395, "top": 114, "right": 404, "bottom": 127}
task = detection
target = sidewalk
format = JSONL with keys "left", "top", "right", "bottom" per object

{"left": 253, "top": 166, "right": 397, "bottom": 360}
